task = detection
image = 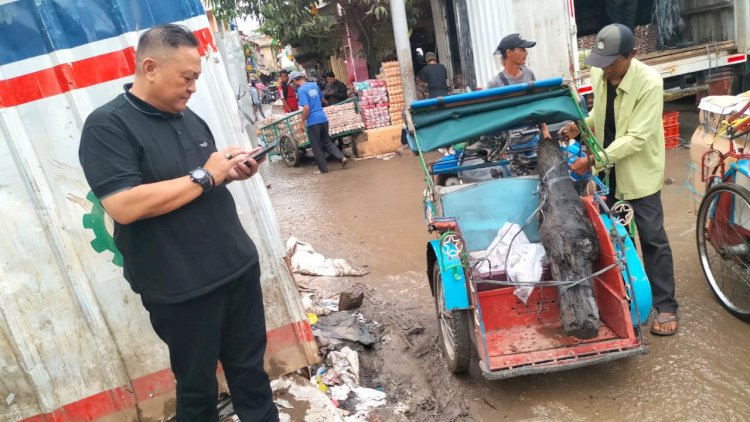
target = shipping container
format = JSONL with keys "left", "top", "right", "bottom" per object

{"left": 434, "top": 0, "right": 749, "bottom": 95}
{"left": 0, "top": 1, "right": 317, "bottom": 421}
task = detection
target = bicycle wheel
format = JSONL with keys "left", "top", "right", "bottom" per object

{"left": 696, "top": 182, "right": 750, "bottom": 321}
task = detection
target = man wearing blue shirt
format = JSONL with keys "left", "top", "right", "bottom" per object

{"left": 290, "top": 71, "right": 349, "bottom": 173}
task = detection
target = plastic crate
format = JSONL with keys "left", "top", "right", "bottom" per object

{"left": 664, "top": 123, "right": 680, "bottom": 139}
{"left": 664, "top": 122, "right": 680, "bottom": 150}
{"left": 662, "top": 111, "right": 679, "bottom": 126}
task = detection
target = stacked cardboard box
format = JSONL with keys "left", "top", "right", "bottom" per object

{"left": 382, "top": 61, "right": 405, "bottom": 126}
{"left": 352, "top": 125, "right": 405, "bottom": 158}
{"left": 355, "top": 79, "right": 391, "bottom": 129}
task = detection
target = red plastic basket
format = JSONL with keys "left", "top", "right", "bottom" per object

{"left": 664, "top": 122, "right": 680, "bottom": 149}
{"left": 663, "top": 123, "right": 680, "bottom": 139}
{"left": 662, "top": 111, "right": 679, "bottom": 126}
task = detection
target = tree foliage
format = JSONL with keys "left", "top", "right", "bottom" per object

{"left": 205, "top": 0, "right": 422, "bottom": 77}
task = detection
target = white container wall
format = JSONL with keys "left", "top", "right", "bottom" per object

{"left": 0, "top": 1, "right": 317, "bottom": 420}
{"left": 464, "top": 0, "right": 576, "bottom": 88}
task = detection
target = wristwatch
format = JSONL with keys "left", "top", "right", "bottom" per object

{"left": 189, "top": 167, "right": 214, "bottom": 193}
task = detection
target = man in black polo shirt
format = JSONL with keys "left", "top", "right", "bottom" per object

{"left": 78, "top": 24, "right": 278, "bottom": 421}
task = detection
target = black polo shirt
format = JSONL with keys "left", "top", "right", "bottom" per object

{"left": 79, "top": 84, "right": 258, "bottom": 304}
{"left": 419, "top": 63, "right": 450, "bottom": 98}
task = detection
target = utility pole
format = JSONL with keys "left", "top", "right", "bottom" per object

{"left": 390, "top": 0, "right": 416, "bottom": 106}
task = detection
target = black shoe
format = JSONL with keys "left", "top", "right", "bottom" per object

{"left": 341, "top": 157, "right": 350, "bottom": 168}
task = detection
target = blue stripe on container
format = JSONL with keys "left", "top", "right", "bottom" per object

{"left": 0, "top": 0, "right": 204, "bottom": 66}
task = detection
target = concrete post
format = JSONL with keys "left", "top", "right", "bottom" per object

{"left": 390, "top": 0, "right": 417, "bottom": 105}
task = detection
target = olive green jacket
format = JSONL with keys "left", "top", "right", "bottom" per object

{"left": 586, "top": 59, "right": 665, "bottom": 200}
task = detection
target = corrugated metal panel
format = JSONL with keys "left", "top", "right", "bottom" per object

{"left": 453, "top": 0, "right": 478, "bottom": 89}
{"left": 464, "top": 0, "right": 574, "bottom": 89}
{"left": 0, "top": 1, "right": 317, "bottom": 420}
{"left": 465, "top": 0, "right": 513, "bottom": 88}
{"left": 681, "top": 0, "right": 735, "bottom": 43}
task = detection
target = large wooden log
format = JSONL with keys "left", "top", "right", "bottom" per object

{"left": 537, "top": 137, "right": 601, "bottom": 339}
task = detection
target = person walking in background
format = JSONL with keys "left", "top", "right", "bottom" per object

{"left": 78, "top": 24, "right": 278, "bottom": 421}
{"left": 290, "top": 71, "right": 349, "bottom": 174}
{"left": 418, "top": 52, "right": 450, "bottom": 98}
{"left": 488, "top": 33, "right": 537, "bottom": 88}
{"left": 248, "top": 80, "right": 266, "bottom": 122}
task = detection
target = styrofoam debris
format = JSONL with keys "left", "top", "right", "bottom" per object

{"left": 271, "top": 375, "right": 345, "bottom": 422}
{"left": 287, "top": 237, "right": 368, "bottom": 277}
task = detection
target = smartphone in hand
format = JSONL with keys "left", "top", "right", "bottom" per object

{"left": 243, "top": 141, "right": 278, "bottom": 167}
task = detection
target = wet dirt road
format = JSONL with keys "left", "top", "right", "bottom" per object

{"left": 265, "top": 108, "right": 750, "bottom": 421}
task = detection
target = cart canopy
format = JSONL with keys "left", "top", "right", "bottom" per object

{"left": 407, "top": 78, "right": 582, "bottom": 152}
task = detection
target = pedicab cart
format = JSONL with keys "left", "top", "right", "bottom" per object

{"left": 257, "top": 97, "right": 364, "bottom": 167}
{"left": 405, "top": 78, "right": 652, "bottom": 379}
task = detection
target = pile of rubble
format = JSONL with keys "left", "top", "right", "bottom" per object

{"left": 216, "top": 239, "right": 403, "bottom": 421}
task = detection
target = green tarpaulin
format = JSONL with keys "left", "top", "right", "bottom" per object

{"left": 410, "top": 87, "right": 582, "bottom": 152}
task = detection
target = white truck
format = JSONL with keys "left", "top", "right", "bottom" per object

{"left": 429, "top": 0, "right": 749, "bottom": 97}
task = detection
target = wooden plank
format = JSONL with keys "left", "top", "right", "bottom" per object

{"left": 641, "top": 42, "right": 736, "bottom": 66}
{"left": 578, "top": 41, "right": 738, "bottom": 83}
{"left": 637, "top": 40, "right": 735, "bottom": 62}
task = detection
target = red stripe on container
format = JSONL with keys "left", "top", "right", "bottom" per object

{"left": 19, "top": 319, "right": 315, "bottom": 421}
{"left": 0, "top": 29, "right": 215, "bottom": 108}
{"left": 727, "top": 54, "right": 747, "bottom": 64}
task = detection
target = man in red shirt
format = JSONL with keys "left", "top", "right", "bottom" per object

{"left": 278, "top": 70, "right": 298, "bottom": 113}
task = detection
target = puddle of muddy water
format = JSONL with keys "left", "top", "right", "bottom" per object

{"left": 267, "top": 137, "right": 750, "bottom": 421}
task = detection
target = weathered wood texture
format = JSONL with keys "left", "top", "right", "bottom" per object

{"left": 537, "top": 138, "right": 601, "bottom": 339}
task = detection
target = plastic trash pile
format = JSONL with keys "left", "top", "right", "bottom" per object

{"left": 287, "top": 237, "right": 368, "bottom": 277}
{"left": 469, "top": 222, "right": 547, "bottom": 303}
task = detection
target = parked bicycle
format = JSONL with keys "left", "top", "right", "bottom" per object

{"left": 697, "top": 102, "right": 750, "bottom": 322}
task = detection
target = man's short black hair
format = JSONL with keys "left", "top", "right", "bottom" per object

{"left": 280, "top": 69, "right": 289, "bottom": 75}
{"left": 136, "top": 24, "right": 199, "bottom": 63}
{"left": 325, "top": 71, "right": 336, "bottom": 79}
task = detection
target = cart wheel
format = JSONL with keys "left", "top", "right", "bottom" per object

{"left": 696, "top": 182, "right": 750, "bottom": 322}
{"left": 437, "top": 174, "right": 460, "bottom": 187}
{"left": 279, "top": 135, "right": 300, "bottom": 167}
{"left": 432, "top": 262, "right": 472, "bottom": 373}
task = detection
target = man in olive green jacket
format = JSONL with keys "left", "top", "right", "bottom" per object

{"left": 562, "top": 24, "right": 679, "bottom": 336}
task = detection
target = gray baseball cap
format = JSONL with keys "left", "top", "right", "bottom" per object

{"left": 289, "top": 70, "right": 305, "bottom": 80}
{"left": 585, "top": 24, "right": 635, "bottom": 68}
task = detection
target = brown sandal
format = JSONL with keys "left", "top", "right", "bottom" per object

{"left": 650, "top": 312, "right": 679, "bottom": 336}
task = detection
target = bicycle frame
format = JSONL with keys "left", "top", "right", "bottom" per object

{"left": 700, "top": 114, "right": 750, "bottom": 242}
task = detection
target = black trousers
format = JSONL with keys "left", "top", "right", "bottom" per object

{"left": 606, "top": 182, "right": 678, "bottom": 313}
{"left": 307, "top": 122, "right": 344, "bottom": 172}
{"left": 144, "top": 262, "right": 278, "bottom": 422}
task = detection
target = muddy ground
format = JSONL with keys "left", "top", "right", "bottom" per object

{"left": 266, "top": 104, "right": 750, "bottom": 421}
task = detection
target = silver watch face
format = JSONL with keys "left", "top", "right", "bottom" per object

{"left": 192, "top": 168, "right": 207, "bottom": 179}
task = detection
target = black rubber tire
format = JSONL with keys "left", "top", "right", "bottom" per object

{"left": 696, "top": 182, "right": 750, "bottom": 322}
{"left": 279, "top": 135, "right": 300, "bottom": 167}
{"left": 436, "top": 174, "right": 460, "bottom": 187}
{"left": 432, "top": 262, "right": 472, "bottom": 373}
